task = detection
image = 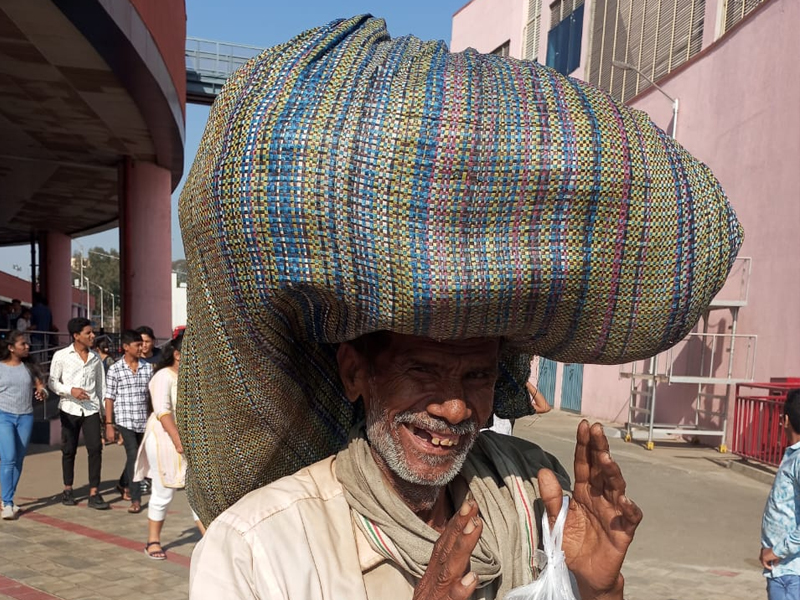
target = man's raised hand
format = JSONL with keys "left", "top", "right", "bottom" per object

{"left": 413, "top": 499, "right": 483, "bottom": 600}
{"left": 537, "top": 420, "right": 643, "bottom": 600}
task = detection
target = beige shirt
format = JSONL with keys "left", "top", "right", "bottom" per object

{"left": 190, "top": 456, "right": 498, "bottom": 599}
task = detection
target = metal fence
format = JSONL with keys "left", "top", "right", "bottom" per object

{"left": 731, "top": 382, "right": 796, "bottom": 467}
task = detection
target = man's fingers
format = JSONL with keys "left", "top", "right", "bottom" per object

{"left": 597, "top": 451, "right": 627, "bottom": 505}
{"left": 433, "top": 499, "right": 479, "bottom": 561}
{"left": 573, "top": 420, "right": 591, "bottom": 484}
{"left": 446, "top": 514, "right": 483, "bottom": 571}
{"left": 618, "top": 494, "right": 643, "bottom": 536}
{"left": 415, "top": 501, "right": 482, "bottom": 600}
{"left": 537, "top": 467, "right": 565, "bottom": 524}
{"left": 448, "top": 572, "right": 479, "bottom": 600}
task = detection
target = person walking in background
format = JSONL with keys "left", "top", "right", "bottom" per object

{"left": 14, "top": 309, "right": 33, "bottom": 344}
{"left": 136, "top": 326, "right": 162, "bottom": 366}
{"left": 29, "top": 294, "right": 52, "bottom": 359}
{"left": 527, "top": 381, "right": 552, "bottom": 415}
{"left": 487, "top": 380, "right": 553, "bottom": 436}
{"left": 134, "top": 332, "right": 204, "bottom": 559}
{"left": 94, "top": 336, "right": 115, "bottom": 374}
{"left": 135, "top": 325, "right": 160, "bottom": 495}
{"left": 104, "top": 330, "right": 152, "bottom": 514}
{"left": 0, "top": 304, "right": 12, "bottom": 331}
{"left": 0, "top": 331, "right": 48, "bottom": 519}
{"left": 48, "top": 317, "right": 109, "bottom": 509}
{"left": 6, "top": 300, "right": 22, "bottom": 330}
{"left": 760, "top": 388, "right": 800, "bottom": 599}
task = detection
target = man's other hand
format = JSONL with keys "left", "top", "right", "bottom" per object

{"left": 760, "top": 547, "right": 780, "bottom": 570}
{"left": 537, "top": 420, "right": 643, "bottom": 600}
{"left": 413, "top": 499, "right": 483, "bottom": 600}
{"left": 70, "top": 387, "right": 90, "bottom": 400}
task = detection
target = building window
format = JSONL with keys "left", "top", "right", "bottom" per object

{"left": 587, "top": 0, "right": 705, "bottom": 102}
{"left": 492, "top": 41, "right": 510, "bottom": 57}
{"left": 523, "top": 0, "right": 542, "bottom": 61}
{"left": 546, "top": 1, "right": 585, "bottom": 75}
{"left": 723, "top": 0, "right": 767, "bottom": 34}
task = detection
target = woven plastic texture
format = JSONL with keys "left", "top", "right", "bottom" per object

{"left": 178, "top": 16, "right": 743, "bottom": 524}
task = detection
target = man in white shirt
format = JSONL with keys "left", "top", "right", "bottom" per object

{"left": 48, "top": 317, "right": 109, "bottom": 509}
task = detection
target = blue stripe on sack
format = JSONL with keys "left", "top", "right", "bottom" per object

{"left": 524, "top": 59, "right": 550, "bottom": 336}
{"left": 661, "top": 137, "right": 695, "bottom": 346}
{"left": 548, "top": 76, "right": 604, "bottom": 359}
{"left": 534, "top": 67, "right": 573, "bottom": 343}
{"left": 411, "top": 42, "right": 447, "bottom": 333}
{"left": 483, "top": 54, "right": 514, "bottom": 335}
{"left": 452, "top": 49, "right": 484, "bottom": 337}
{"left": 352, "top": 34, "right": 411, "bottom": 331}
{"left": 266, "top": 20, "right": 364, "bottom": 338}
{"left": 616, "top": 107, "right": 651, "bottom": 360}
{"left": 316, "top": 23, "right": 388, "bottom": 338}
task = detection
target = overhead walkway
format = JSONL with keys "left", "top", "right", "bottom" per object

{"left": 186, "top": 37, "right": 264, "bottom": 104}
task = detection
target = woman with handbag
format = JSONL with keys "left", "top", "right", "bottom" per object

{"left": 133, "top": 332, "right": 203, "bottom": 558}
{"left": 0, "top": 330, "right": 48, "bottom": 519}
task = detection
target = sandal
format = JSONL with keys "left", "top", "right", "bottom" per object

{"left": 116, "top": 484, "right": 131, "bottom": 501}
{"left": 128, "top": 501, "right": 142, "bottom": 514}
{"left": 144, "top": 541, "right": 166, "bottom": 560}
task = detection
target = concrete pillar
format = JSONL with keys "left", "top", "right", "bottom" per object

{"left": 43, "top": 231, "right": 73, "bottom": 337}
{"left": 119, "top": 158, "right": 173, "bottom": 340}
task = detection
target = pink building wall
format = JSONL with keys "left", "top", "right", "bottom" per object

{"left": 451, "top": 0, "right": 524, "bottom": 56}
{"left": 451, "top": 0, "right": 592, "bottom": 79}
{"left": 587, "top": 0, "right": 800, "bottom": 429}
{"left": 451, "top": 0, "right": 800, "bottom": 439}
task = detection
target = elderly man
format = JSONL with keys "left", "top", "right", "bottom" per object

{"left": 191, "top": 332, "right": 640, "bottom": 598}
{"left": 179, "top": 15, "right": 741, "bottom": 600}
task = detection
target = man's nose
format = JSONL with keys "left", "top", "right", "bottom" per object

{"left": 426, "top": 386, "right": 472, "bottom": 425}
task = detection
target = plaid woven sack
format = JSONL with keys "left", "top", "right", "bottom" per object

{"left": 178, "top": 15, "right": 743, "bottom": 524}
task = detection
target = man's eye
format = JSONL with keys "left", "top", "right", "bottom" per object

{"left": 466, "top": 371, "right": 495, "bottom": 380}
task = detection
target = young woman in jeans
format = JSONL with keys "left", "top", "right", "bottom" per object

{"left": 0, "top": 331, "right": 48, "bottom": 519}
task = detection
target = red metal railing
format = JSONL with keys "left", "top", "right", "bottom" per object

{"left": 731, "top": 382, "right": 797, "bottom": 466}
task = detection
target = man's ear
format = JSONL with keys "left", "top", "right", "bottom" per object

{"left": 337, "top": 342, "right": 369, "bottom": 404}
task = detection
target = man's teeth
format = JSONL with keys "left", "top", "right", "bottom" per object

{"left": 431, "top": 437, "right": 456, "bottom": 447}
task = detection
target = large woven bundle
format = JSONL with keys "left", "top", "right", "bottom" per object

{"left": 178, "top": 16, "right": 743, "bottom": 524}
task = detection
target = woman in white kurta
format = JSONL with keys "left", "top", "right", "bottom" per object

{"left": 133, "top": 332, "right": 204, "bottom": 559}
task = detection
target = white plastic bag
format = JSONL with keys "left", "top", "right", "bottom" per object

{"left": 505, "top": 496, "right": 579, "bottom": 600}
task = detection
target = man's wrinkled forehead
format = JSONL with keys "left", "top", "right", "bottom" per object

{"left": 368, "top": 332, "right": 501, "bottom": 363}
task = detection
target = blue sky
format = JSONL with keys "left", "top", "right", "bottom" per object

{"left": 1, "top": 0, "right": 467, "bottom": 278}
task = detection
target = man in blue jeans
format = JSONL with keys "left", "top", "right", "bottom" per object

{"left": 761, "top": 388, "right": 800, "bottom": 599}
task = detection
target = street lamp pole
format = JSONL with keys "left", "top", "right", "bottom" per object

{"left": 97, "top": 284, "right": 104, "bottom": 329}
{"left": 84, "top": 275, "right": 91, "bottom": 319}
{"left": 612, "top": 60, "right": 679, "bottom": 139}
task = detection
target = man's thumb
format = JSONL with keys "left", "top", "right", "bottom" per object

{"left": 537, "top": 467, "right": 565, "bottom": 525}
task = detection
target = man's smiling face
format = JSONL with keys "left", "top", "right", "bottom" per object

{"left": 339, "top": 332, "right": 500, "bottom": 487}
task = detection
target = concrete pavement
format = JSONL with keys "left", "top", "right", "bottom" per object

{"left": 0, "top": 411, "right": 773, "bottom": 599}
{"left": 515, "top": 411, "right": 771, "bottom": 600}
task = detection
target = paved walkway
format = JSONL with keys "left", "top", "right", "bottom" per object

{"left": 0, "top": 411, "right": 773, "bottom": 599}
